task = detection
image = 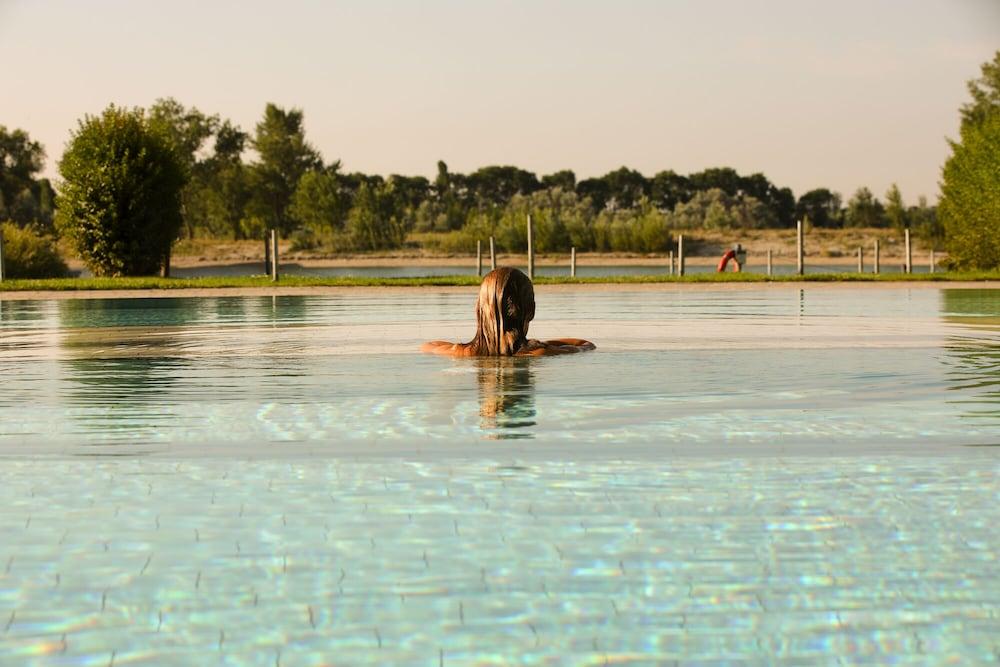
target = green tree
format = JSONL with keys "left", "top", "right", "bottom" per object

{"left": 739, "top": 173, "right": 796, "bottom": 227}
{"left": 541, "top": 170, "right": 576, "bottom": 191}
{"left": 426, "top": 160, "right": 467, "bottom": 231}
{"left": 184, "top": 121, "right": 251, "bottom": 239}
{"left": 796, "top": 188, "right": 842, "bottom": 228}
{"left": 346, "top": 182, "right": 406, "bottom": 250}
{"left": 844, "top": 187, "right": 886, "bottom": 228}
{"left": 575, "top": 176, "right": 610, "bottom": 212}
{"left": 672, "top": 189, "right": 773, "bottom": 230}
{"left": 207, "top": 121, "right": 251, "bottom": 239}
{"left": 0, "top": 126, "right": 51, "bottom": 227}
{"left": 466, "top": 166, "right": 540, "bottom": 208}
{"left": 939, "top": 113, "right": 1000, "bottom": 268}
{"left": 960, "top": 50, "right": 1000, "bottom": 130}
{"left": 909, "top": 196, "right": 943, "bottom": 250}
{"left": 650, "top": 170, "right": 691, "bottom": 211}
{"left": 56, "top": 105, "right": 186, "bottom": 276}
{"left": 289, "top": 167, "right": 349, "bottom": 234}
{"left": 248, "top": 103, "right": 322, "bottom": 235}
{"left": 884, "top": 184, "right": 908, "bottom": 230}
{"left": 148, "top": 98, "right": 220, "bottom": 238}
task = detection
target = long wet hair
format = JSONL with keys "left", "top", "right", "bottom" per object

{"left": 467, "top": 267, "right": 536, "bottom": 356}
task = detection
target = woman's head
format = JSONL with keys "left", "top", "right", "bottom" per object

{"left": 472, "top": 267, "right": 535, "bottom": 356}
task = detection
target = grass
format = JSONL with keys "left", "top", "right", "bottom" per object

{"left": 2, "top": 271, "right": 1000, "bottom": 292}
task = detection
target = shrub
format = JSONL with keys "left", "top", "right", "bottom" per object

{"left": 55, "top": 105, "right": 186, "bottom": 276}
{"left": 0, "top": 221, "right": 70, "bottom": 278}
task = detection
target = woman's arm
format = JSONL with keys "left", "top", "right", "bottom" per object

{"left": 518, "top": 338, "right": 596, "bottom": 356}
{"left": 420, "top": 340, "right": 474, "bottom": 356}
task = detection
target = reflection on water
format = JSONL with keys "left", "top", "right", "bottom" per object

{"left": 941, "top": 290, "right": 1000, "bottom": 429}
{"left": 477, "top": 357, "right": 536, "bottom": 438}
{"left": 0, "top": 287, "right": 999, "bottom": 453}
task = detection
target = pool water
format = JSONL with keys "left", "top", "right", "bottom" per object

{"left": 0, "top": 286, "right": 998, "bottom": 664}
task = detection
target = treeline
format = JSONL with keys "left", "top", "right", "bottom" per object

{"left": 3, "top": 99, "right": 943, "bottom": 263}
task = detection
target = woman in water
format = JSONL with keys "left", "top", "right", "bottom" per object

{"left": 421, "top": 267, "right": 595, "bottom": 357}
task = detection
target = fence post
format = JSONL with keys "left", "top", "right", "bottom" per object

{"left": 904, "top": 228, "right": 912, "bottom": 274}
{"left": 489, "top": 236, "right": 496, "bottom": 271}
{"left": 796, "top": 219, "right": 804, "bottom": 276}
{"left": 766, "top": 249, "right": 772, "bottom": 277}
{"left": 570, "top": 247, "right": 576, "bottom": 278}
{"left": 857, "top": 246, "right": 863, "bottom": 273}
{"left": 677, "top": 235, "right": 685, "bottom": 277}
{"left": 264, "top": 230, "right": 271, "bottom": 275}
{"left": 477, "top": 240, "right": 482, "bottom": 276}
{"left": 930, "top": 250, "right": 936, "bottom": 274}
{"left": 526, "top": 214, "right": 534, "bottom": 280}
{"left": 0, "top": 229, "right": 6, "bottom": 281}
{"left": 874, "top": 239, "right": 880, "bottom": 274}
{"left": 270, "top": 228, "right": 279, "bottom": 282}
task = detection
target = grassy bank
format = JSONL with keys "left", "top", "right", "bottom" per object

{"left": 2, "top": 271, "right": 999, "bottom": 292}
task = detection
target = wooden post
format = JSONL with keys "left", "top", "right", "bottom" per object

{"left": 489, "top": 236, "right": 496, "bottom": 271}
{"left": 677, "top": 235, "right": 685, "bottom": 277}
{"left": 930, "top": 250, "right": 936, "bottom": 274}
{"left": 766, "top": 249, "right": 772, "bottom": 277}
{"left": 904, "top": 228, "right": 912, "bottom": 274}
{"left": 796, "top": 219, "right": 804, "bottom": 276}
{"left": 526, "top": 214, "right": 534, "bottom": 280}
{"left": 0, "top": 229, "right": 6, "bottom": 281}
{"left": 477, "top": 240, "right": 482, "bottom": 277}
{"left": 857, "top": 246, "right": 863, "bottom": 273}
{"left": 570, "top": 247, "right": 576, "bottom": 278}
{"left": 270, "top": 228, "right": 279, "bottom": 282}
{"left": 873, "top": 239, "right": 880, "bottom": 274}
{"left": 668, "top": 250, "right": 674, "bottom": 276}
{"left": 264, "top": 230, "right": 272, "bottom": 275}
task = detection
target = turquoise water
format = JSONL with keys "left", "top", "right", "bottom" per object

{"left": 0, "top": 287, "right": 998, "bottom": 664}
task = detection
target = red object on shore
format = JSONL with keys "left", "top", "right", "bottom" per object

{"left": 717, "top": 249, "right": 738, "bottom": 272}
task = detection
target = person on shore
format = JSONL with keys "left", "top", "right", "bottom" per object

{"left": 421, "top": 267, "right": 595, "bottom": 357}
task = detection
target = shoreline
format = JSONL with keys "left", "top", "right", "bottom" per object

{"left": 2, "top": 281, "right": 997, "bottom": 301}
{"left": 161, "top": 252, "right": 927, "bottom": 270}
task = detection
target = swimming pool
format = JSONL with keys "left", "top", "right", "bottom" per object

{"left": 0, "top": 286, "right": 997, "bottom": 664}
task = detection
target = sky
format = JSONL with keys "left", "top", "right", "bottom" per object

{"left": 1, "top": 0, "right": 998, "bottom": 203}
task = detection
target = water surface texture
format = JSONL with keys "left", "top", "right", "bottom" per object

{"left": 0, "top": 287, "right": 998, "bottom": 664}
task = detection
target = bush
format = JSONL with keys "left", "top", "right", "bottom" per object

{"left": 55, "top": 105, "right": 186, "bottom": 276}
{"left": 0, "top": 221, "right": 70, "bottom": 278}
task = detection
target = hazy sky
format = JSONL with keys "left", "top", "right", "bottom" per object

{"left": 2, "top": 0, "right": 998, "bottom": 202}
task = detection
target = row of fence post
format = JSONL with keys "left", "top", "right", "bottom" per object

{"left": 474, "top": 218, "right": 933, "bottom": 278}
{"left": 0, "top": 218, "right": 939, "bottom": 286}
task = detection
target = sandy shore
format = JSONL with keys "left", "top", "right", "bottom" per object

{"left": 2, "top": 281, "right": 996, "bottom": 302}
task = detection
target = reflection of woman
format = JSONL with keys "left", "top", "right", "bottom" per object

{"left": 421, "top": 267, "right": 595, "bottom": 357}
{"left": 477, "top": 357, "right": 536, "bottom": 438}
